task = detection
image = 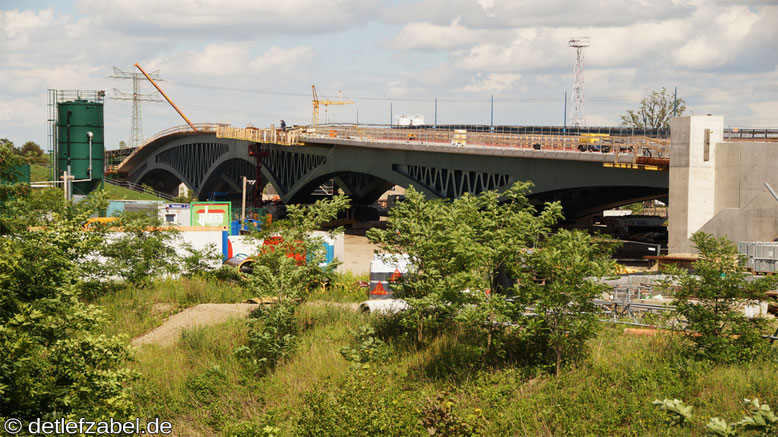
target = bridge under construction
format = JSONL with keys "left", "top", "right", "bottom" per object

{"left": 114, "top": 123, "right": 675, "bottom": 219}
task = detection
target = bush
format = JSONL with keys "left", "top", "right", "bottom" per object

{"left": 294, "top": 371, "right": 422, "bottom": 436}
{"left": 654, "top": 397, "right": 778, "bottom": 436}
{"left": 234, "top": 303, "right": 298, "bottom": 374}
{"left": 666, "top": 233, "right": 776, "bottom": 363}
{"left": 420, "top": 393, "right": 485, "bottom": 436}
{"left": 367, "top": 183, "right": 614, "bottom": 374}
{"left": 340, "top": 325, "right": 391, "bottom": 368}
{"left": 99, "top": 210, "right": 180, "bottom": 286}
{"left": 0, "top": 199, "right": 137, "bottom": 421}
{"left": 180, "top": 242, "right": 223, "bottom": 279}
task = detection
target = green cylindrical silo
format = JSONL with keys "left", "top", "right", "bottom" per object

{"left": 57, "top": 98, "right": 104, "bottom": 196}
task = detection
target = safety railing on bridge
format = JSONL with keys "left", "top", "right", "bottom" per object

{"left": 212, "top": 123, "right": 671, "bottom": 168}
{"left": 140, "top": 123, "right": 224, "bottom": 148}
{"left": 115, "top": 123, "right": 226, "bottom": 173}
{"left": 301, "top": 124, "right": 671, "bottom": 166}
{"left": 216, "top": 125, "right": 301, "bottom": 145}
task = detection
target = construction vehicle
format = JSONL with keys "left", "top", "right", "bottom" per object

{"left": 311, "top": 85, "right": 354, "bottom": 126}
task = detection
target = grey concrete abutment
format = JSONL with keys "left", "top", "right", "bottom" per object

{"left": 668, "top": 116, "right": 778, "bottom": 253}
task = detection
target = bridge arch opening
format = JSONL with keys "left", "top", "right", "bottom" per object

{"left": 136, "top": 168, "right": 187, "bottom": 197}
{"left": 198, "top": 158, "right": 258, "bottom": 201}
{"left": 284, "top": 171, "right": 399, "bottom": 205}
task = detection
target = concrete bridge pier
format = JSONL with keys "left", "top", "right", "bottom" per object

{"left": 669, "top": 115, "right": 778, "bottom": 254}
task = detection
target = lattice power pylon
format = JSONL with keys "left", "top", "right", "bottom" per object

{"left": 110, "top": 67, "right": 163, "bottom": 148}
{"left": 568, "top": 37, "right": 590, "bottom": 127}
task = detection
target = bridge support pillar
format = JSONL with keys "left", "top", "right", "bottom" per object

{"left": 668, "top": 115, "right": 724, "bottom": 254}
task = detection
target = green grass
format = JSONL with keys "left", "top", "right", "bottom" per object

{"left": 130, "top": 304, "right": 365, "bottom": 436}
{"left": 117, "top": 300, "right": 778, "bottom": 435}
{"left": 30, "top": 164, "right": 164, "bottom": 200}
{"left": 93, "top": 276, "right": 778, "bottom": 436}
{"left": 103, "top": 182, "right": 165, "bottom": 201}
{"left": 92, "top": 278, "right": 253, "bottom": 338}
{"left": 30, "top": 163, "right": 50, "bottom": 182}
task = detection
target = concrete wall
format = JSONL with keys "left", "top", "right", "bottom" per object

{"left": 668, "top": 116, "right": 723, "bottom": 253}
{"left": 669, "top": 116, "right": 778, "bottom": 253}
{"left": 698, "top": 141, "right": 778, "bottom": 243}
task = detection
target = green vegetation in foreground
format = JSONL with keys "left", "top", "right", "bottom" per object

{"left": 30, "top": 164, "right": 164, "bottom": 200}
{"left": 120, "top": 294, "right": 778, "bottom": 436}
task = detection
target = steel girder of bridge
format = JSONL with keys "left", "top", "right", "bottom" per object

{"left": 119, "top": 131, "right": 668, "bottom": 218}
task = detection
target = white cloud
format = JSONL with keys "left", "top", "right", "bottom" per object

{"left": 391, "top": 17, "right": 483, "bottom": 51}
{"left": 385, "top": 80, "right": 409, "bottom": 98}
{"left": 145, "top": 43, "right": 313, "bottom": 78}
{"left": 461, "top": 73, "right": 521, "bottom": 92}
{"left": 0, "top": 1, "right": 776, "bottom": 149}
{"left": 76, "top": 0, "right": 378, "bottom": 35}
{"left": 248, "top": 46, "right": 314, "bottom": 73}
{"left": 385, "top": 0, "right": 693, "bottom": 29}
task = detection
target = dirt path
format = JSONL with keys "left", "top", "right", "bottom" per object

{"left": 131, "top": 303, "right": 259, "bottom": 347}
{"left": 132, "top": 302, "right": 360, "bottom": 348}
{"left": 342, "top": 230, "right": 379, "bottom": 275}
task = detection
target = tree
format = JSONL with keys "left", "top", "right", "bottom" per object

{"left": 665, "top": 232, "right": 776, "bottom": 363}
{"left": 0, "top": 139, "right": 30, "bottom": 205}
{"left": 368, "top": 183, "right": 564, "bottom": 346}
{"left": 620, "top": 87, "right": 686, "bottom": 129}
{"left": 19, "top": 141, "right": 47, "bottom": 165}
{"left": 0, "top": 183, "right": 136, "bottom": 420}
{"left": 234, "top": 194, "right": 350, "bottom": 373}
{"left": 20, "top": 141, "right": 42, "bottom": 157}
{"left": 367, "top": 183, "right": 616, "bottom": 373}
{"left": 98, "top": 209, "right": 180, "bottom": 286}
{"left": 520, "top": 230, "right": 615, "bottom": 375}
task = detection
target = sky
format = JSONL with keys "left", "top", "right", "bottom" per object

{"left": 1, "top": 0, "right": 776, "bottom": 151}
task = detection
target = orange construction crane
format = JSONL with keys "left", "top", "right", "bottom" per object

{"left": 311, "top": 85, "right": 354, "bottom": 126}
{"left": 135, "top": 63, "right": 198, "bottom": 132}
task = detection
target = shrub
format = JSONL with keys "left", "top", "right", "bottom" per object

{"left": 294, "top": 371, "right": 422, "bottom": 436}
{"left": 420, "top": 393, "right": 485, "bottom": 436}
{"left": 0, "top": 198, "right": 137, "bottom": 421}
{"left": 653, "top": 397, "right": 778, "bottom": 436}
{"left": 340, "top": 325, "right": 391, "bottom": 368}
{"left": 666, "top": 233, "right": 776, "bottom": 363}
{"left": 180, "top": 242, "right": 223, "bottom": 279}
{"left": 99, "top": 210, "right": 180, "bottom": 286}
{"left": 234, "top": 303, "right": 298, "bottom": 374}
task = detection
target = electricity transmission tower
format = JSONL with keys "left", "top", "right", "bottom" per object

{"left": 568, "top": 37, "right": 590, "bottom": 127}
{"left": 110, "top": 67, "right": 163, "bottom": 148}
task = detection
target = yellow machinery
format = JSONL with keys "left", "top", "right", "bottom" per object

{"left": 579, "top": 133, "right": 610, "bottom": 144}
{"left": 311, "top": 85, "right": 354, "bottom": 126}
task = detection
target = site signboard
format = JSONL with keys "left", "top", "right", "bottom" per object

{"left": 191, "top": 202, "right": 231, "bottom": 227}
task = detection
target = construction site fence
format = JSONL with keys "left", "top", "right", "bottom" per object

{"left": 723, "top": 128, "right": 778, "bottom": 141}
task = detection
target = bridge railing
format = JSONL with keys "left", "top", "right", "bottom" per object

{"left": 216, "top": 125, "right": 301, "bottom": 145}
{"left": 140, "top": 123, "right": 224, "bottom": 148}
{"left": 301, "top": 124, "right": 670, "bottom": 164}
